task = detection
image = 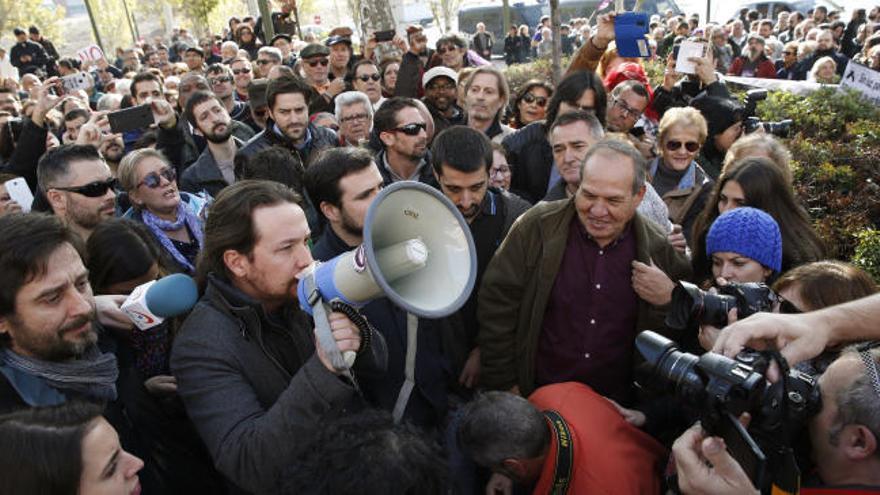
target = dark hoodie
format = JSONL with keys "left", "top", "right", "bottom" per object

{"left": 691, "top": 95, "right": 743, "bottom": 179}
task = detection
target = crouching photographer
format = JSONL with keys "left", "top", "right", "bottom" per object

{"left": 670, "top": 342, "right": 880, "bottom": 493}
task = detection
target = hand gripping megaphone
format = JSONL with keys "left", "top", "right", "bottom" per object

{"left": 297, "top": 181, "right": 477, "bottom": 371}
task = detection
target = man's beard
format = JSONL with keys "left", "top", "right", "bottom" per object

{"left": 68, "top": 196, "right": 114, "bottom": 231}
{"left": 8, "top": 310, "right": 98, "bottom": 361}
{"left": 204, "top": 122, "right": 233, "bottom": 143}
{"left": 340, "top": 207, "right": 363, "bottom": 240}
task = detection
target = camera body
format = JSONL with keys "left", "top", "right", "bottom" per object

{"left": 742, "top": 88, "right": 793, "bottom": 137}
{"left": 636, "top": 331, "right": 821, "bottom": 490}
{"left": 665, "top": 280, "right": 778, "bottom": 331}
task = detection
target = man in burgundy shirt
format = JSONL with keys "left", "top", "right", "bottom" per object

{"left": 477, "top": 139, "right": 691, "bottom": 406}
{"left": 727, "top": 34, "right": 777, "bottom": 79}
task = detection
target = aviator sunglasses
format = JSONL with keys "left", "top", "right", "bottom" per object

{"left": 138, "top": 168, "right": 177, "bottom": 189}
{"left": 665, "top": 140, "right": 700, "bottom": 152}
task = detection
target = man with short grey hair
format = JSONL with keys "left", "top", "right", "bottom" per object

{"left": 334, "top": 91, "right": 373, "bottom": 147}
{"left": 255, "top": 46, "right": 283, "bottom": 78}
{"left": 479, "top": 138, "right": 690, "bottom": 406}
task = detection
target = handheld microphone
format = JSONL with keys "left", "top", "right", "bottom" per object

{"left": 121, "top": 273, "right": 199, "bottom": 330}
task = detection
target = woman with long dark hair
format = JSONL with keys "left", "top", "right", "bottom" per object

{"left": 508, "top": 80, "right": 553, "bottom": 129}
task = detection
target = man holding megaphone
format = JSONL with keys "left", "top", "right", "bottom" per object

{"left": 306, "top": 146, "right": 477, "bottom": 429}
{"left": 170, "top": 180, "right": 388, "bottom": 494}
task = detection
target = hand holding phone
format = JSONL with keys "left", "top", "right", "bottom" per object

{"left": 108, "top": 104, "right": 155, "bottom": 134}
{"left": 3, "top": 177, "right": 34, "bottom": 213}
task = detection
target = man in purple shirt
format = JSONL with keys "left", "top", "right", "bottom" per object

{"left": 478, "top": 139, "right": 691, "bottom": 405}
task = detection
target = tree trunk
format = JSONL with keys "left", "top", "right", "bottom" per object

{"left": 550, "top": 0, "right": 562, "bottom": 84}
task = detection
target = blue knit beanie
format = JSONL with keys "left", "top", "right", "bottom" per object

{"left": 706, "top": 207, "right": 782, "bottom": 273}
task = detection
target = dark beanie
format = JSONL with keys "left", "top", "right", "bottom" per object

{"left": 691, "top": 95, "right": 743, "bottom": 138}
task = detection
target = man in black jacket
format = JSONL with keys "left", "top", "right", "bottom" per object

{"left": 171, "top": 180, "right": 386, "bottom": 494}
{"left": 372, "top": 97, "right": 436, "bottom": 187}
{"left": 10, "top": 27, "right": 49, "bottom": 76}
{"left": 237, "top": 75, "right": 337, "bottom": 166}
{"left": 179, "top": 91, "right": 245, "bottom": 197}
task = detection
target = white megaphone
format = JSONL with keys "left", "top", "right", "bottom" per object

{"left": 297, "top": 181, "right": 478, "bottom": 371}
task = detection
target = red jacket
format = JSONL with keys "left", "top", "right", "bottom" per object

{"left": 529, "top": 382, "right": 667, "bottom": 495}
{"left": 727, "top": 55, "right": 777, "bottom": 78}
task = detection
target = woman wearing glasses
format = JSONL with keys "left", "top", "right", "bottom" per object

{"left": 508, "top": 80, "right": 553, "bottom": 129}
{"left": 118, "top": 149, "right": 206, "bottom": 275}
{"left": 648, "top": 106, "right": 713, "bottom": 244}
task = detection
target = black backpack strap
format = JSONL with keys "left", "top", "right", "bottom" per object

{"left": 543, "top": 409, "right": 574, "bottom": 495}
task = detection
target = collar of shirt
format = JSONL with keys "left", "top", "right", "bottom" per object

{"left": 381, "top": 151, "right": 428, "bottom": 182}
{"left": 273, "top": 123, "right": 312, "bottom": 150}
{"left": 573, "top": 214, "right": 633, "bottom": 250}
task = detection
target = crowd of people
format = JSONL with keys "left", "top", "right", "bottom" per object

{"left": 0, "top": 4, "right": 879, "bottom": 495}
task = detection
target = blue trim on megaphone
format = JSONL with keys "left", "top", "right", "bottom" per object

{"left": 296, "top": 256, "right": 356, "bottom": 315}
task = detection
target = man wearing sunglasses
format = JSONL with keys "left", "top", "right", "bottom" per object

{"left": 37, "top": 145, "right": 117, "bottom": 241}
{"left": 230, "top": 58, "right": 253, "bottom": 102}
{"left": 300, "top": 43, "right": 345, "bottom": 115}
{"left": 373, "top": 97, "right": 435, "bottom": 187}
{"left": 421, "top": 67, "right": 464, "bottom": 137}
{"left": 350, "top": 60, "right": 384, "bottom": 109}
{"left": 205, "top": 63, "right": 248, "bottom": 123}
{"left": 254, "top": 46, "right": 282, "bottom": 78}
{"left": 238, "top": 75, "right": 338, "bottom": 165}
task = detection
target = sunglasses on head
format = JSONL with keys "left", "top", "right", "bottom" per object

{"left": 522, "top": 92, "right": 548, "bottom": 107}
{"left": 306, "top": 58, "right": 330, "bottom": 67}
{"left": 232, "top": 68, "right": 251, "bottom": 75}
{"left": 665, "top": 140, "right": 700, "bottom": 152}
{"left": 357, "top": 74, "right": 381, "bottom": 82}
{"left": 53, "top": 178, "right": 117, "bottom": 198}
{"left": 390, "top": 123, "right": 427, "bottom": 136}
{"left": 138, "top": 167, "right": 177, "bottom": 189}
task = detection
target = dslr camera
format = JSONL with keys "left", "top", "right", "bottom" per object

{"left": 665, "top": 280, "right": 777, "bottom": 331}
{"left": 743, "top": 89, "right": 793, "bottom": 138}
{"left": 636, "top": 331, "right": 821, "bottom": 492}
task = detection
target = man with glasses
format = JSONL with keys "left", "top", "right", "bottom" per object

{"left": 373, "top": 97, "right": 435, "bottom": 187}
{"left": 199, "top": 38, "right": 221, "bottom": 65}
{"left": 775, "top": 41, "right": 800, "bottom": 79}
{"left": 37, "top": 145, "right": 117, "bottom": 240}
{"left": 334, "top": 91, "right": 373, "bottom": 147}
{"left": 238, "top": 75, "right": 337, "bottom": 163}
{"left": 300, "top": 43, "right": 345, "bottom": 115}
{"left": 254, "top": 47, "right": 282, "bottom": 78}
{"left": 230, "top": 58, "right": 253, "bottom": 102}
{"left": 206, "top": 64, "right": 248, "bottom": 122}
{"left": 350, "top": 60, "right": 384, "bottom": 109}
{"left": 421, "top": 67, "right": 464, "bottom": 137}
{"left": 605, "top": 81, "right": 653, "bottom": 159}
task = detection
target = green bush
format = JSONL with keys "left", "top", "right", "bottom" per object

{"left": 503, "top": 57, "right": 570, "bottom": 95}
{"left": 853, "top": 229, "right": 880, "bottom": 283}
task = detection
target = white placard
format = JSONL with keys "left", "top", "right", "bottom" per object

{"left": 839, "top": 60, "right": 880, "bottom": 107}
{"left": 675, "top": 40, "right": 706, "bottom": 75}
{"left": 76, "top": 44, "right": 105, "bottom": 64}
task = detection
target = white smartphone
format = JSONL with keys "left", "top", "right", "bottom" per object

{"left": 4, "top": 177, "right": 34, "bottom": 212}
{"left": 61, "top": 72, "right": 93, "bottom": 93}
{"left": 675, "top": 40, "right": 707, "bottom": 75}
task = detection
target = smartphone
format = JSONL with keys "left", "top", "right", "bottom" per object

{"left": 4, "top": 177, "right": 34, "bottom": 213}
{"left": 375, "top": 30, "right": 395, "bottom": 42}
{"left": 629, "top": 126, "right": 646, "bottom": 138}
{"left": 107, "top": 104, "right": 155, "bottom": 134}
{"left": 62, "top": 72, "right": 93, "bottom": 92}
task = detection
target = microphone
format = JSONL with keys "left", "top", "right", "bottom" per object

{"left": 121, "top": 273, "right": 199, "bottom": 330}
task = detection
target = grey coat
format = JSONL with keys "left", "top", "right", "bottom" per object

{"left": 170, "top": 274, "right": 386, "bottom": 494}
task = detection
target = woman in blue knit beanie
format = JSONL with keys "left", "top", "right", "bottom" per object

{"left": 706, "top": 206, "right": 783, "bottom": 284}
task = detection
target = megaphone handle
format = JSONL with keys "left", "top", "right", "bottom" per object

{"left": 303, "top": 272, "right": 354, "bottom": 372}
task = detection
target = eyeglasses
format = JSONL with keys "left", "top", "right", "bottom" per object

{"left": 253, "top": 108, "right": 267, "bottom": 117}
{"left": 209, "top": 76, "right": 233, "bottom": 85}
{"left": 778, "top": 298, "right": 802, "bottom": 314}
{"left": 665, "top": 140, "right": 700, "bottom": 152}
{"left": 138, "top": 167, "right": 177, "bottom": 189}
{"left": 357, "top": 74, "right": 381, "bottom": 82}
{"left": 341, "top": 112, "right": 370, "bottom": 123}
{"left": 782, "top": 51, "right": 796, "bottom": 55}
{"left": 232, "top": 68, "right": 251, "bottom": 75}
{"left": 490, "top": 166, "right": 511, "bottom": 177}
{"left": 256, "top": 59, "right": 274, "bottom": 65}
{"left": 389, "top": 123, "right": 427, "bottom": 136}
{"left": 522, "top": 92, "right": 548, "bottom": 107}
{"left": 53, "top": 178, "right": 117, "bottom": 197}
{"left": 436, "top": 46, "right": 458, "bottom": 54}
{"left": 306, "top": 58, "right": 330, "bottom": 67}
{"left": 612, "top": 98, "right": 642, "bottom": 119}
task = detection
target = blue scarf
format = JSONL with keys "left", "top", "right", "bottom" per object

{"left": 142, "top": 201, "right": 204, "bottom": 274}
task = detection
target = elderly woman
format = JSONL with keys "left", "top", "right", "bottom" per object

{"left": 809, "top": 56, "right": 838, "bottom": 84}
{"left": 118, "top": 148, "right": 207, "bottom": 275}
{"left": 648, "top": 106, "right": 714, "bottom": 242}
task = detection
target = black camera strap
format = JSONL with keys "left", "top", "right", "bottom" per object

{"left": 543, "top": 410, "right": 573, "bottom": 495}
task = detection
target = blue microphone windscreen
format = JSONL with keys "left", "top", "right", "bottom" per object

{"left": 144, "top": 273, "right": 199, "bottom": 318}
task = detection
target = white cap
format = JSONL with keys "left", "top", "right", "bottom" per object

{"left": 422, "top": 66, "right": 458, "bottom": 88}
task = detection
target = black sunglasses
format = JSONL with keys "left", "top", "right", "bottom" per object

{"left": 390, "top": 123, "right": 427, "bottom": 136}
{"left": 138, "top": 167, "right": 177, "bottom": 189}
{"left": 357, "top": 74, "right": 381, "bottom": 82}
{"left": 306, "top": 58, "right": 329, "bottom": 67}
{"left": 232, "top": 68, "right": 251, "bottom": 75}
{"left": 256, "top": 59, "right": 274, "bottom": 65}
{"left": 778, "top": 299, "right": 802, "bottom": 315}
{"left": 53, "top": 178, "right": 117, "bottom": 198}
{"left": 522, "top": 92, "right": 548, "bottom": 107}
{"left": 209, "top": 76, "right": 233, "bottom": 85}
{"left": 665, "top": 140, "right": 700, "bottom": 152}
